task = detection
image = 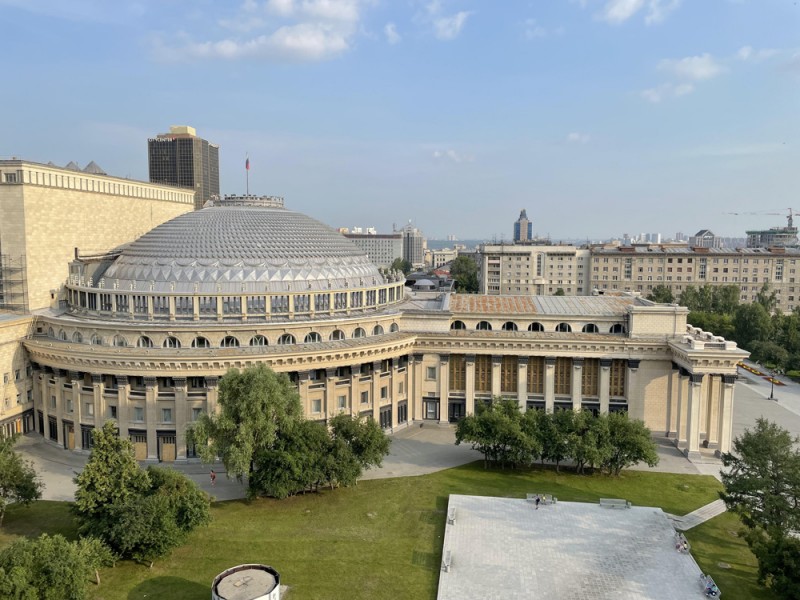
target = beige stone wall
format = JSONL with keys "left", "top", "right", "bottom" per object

{"left": 635, "top": 360, "right": 671, "bottom": 433}
{"left": 0, "top": 315, "right": 35, "bottom": 432}
{"left": 628, "top": 306, "right": 688, "bottom": 338}
{"left": 0, "top": 174, "right": 192, "bottom": 311}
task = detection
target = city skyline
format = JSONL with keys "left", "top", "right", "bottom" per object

{"left": 1, "top": 0, "right": 798, "bottom": 238}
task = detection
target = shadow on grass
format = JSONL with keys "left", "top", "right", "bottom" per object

{"left": 127, "top": 576, "right": 209, "bottom": 600}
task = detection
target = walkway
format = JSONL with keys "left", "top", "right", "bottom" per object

{"left": 667, "top": 499, "right": 727, "bottom": 531}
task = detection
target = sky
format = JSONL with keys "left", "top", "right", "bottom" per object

{"left": 1, "top": 0, "right": 798, "bottom": 240}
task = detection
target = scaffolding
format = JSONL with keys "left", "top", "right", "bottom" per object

{"left": 0, "top": 253, "right": 28, "bottom": 312}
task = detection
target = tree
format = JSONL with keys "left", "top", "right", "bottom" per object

{"left": 188, "top": 365, "right": 304, "bottom": 497}
{"left": 449, "top": 255, "right": 479, "bottom": 293}
{"left": 569, "top": 410, "right": 608, "bottom": 474}
{"left": 712, "top": 285, "right": 740, "bottom": 315}
{"left": 756, "top": 282, "right": 779, "bottom": 314}
{"left": 73, "top": 422, "right": 149, "bottom": 537}
{"left": 720, "top": 419, "right": 800, "bottom": 533}
{"left": 0, "top": 533, "right": 114, "bottom": 599}
{"left": 647, "top": 284, "right": 674, "bottom": 304}
{"left": 747, "top": 530, "right": 800, "bottom": 599}
{"left": 599, "top": 412, "right": 658, "bottom": 476}
{"left": 748, "top": 341, "right": 789, "bottom": 371}
{"left": 106, "top": 494, "right": 183, "bottom": 568}
{"left": 390, "top": 258, "right": 412, "bottom": 275}
{"left": 145, "top": 466, "right": 211, "bottom": 533}
{"left": 734, "top": 302, "right": 773, "bottom": 350}
{"left": 553, "top": 288, "right": 566, "bottom": 296}
{"left": 0, "top": 433, "right": 42, "bottom": 527}
{"left": 329, "top": 413, "right": 391, "bottom": 472}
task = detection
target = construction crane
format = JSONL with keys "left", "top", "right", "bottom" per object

{"left": 725, "top": 208, "right": 799, "bottom": 228}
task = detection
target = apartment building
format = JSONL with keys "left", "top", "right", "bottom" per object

{"left": 479, "top": 244, "right": 591, "bottom": 295}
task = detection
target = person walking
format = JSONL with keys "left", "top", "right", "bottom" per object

{"left": 535, "top": 495, "right": 541, "bottom": 510}
{"left": 210, "top": 469, "right": 216, "bottom": 486}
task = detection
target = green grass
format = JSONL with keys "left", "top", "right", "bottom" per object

{"left": 0, "top": 463, "right": 778, "bottom": 600}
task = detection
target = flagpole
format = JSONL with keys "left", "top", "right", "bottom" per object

{"left": 246, "top": 153, "right": 250, "bottom": 196}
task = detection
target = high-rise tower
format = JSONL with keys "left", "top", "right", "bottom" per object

{"left": 148, "top": 126, "right": 220, "bottom": 210}
{"left": 513, "top": 209, "right": 532, "bottom": 243}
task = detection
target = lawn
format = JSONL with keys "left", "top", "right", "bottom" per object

{"left": 0, "top": 463, "right": 778, "bottom": 600}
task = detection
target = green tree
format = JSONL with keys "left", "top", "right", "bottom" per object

{"left": 720, "top": 419, "right": 800, "bottom": 533}
{"left": 106, "top": 494, "right": 183, "bottom": 568}
{"left": 188, "top": 365, "right": 304, "bottom": 497}
{"left": 0, "top": 533, "right": 114, "bottom": 599}
{"left": 456, "top": 399, "right": 527, "bottom": 468}
{"left": 145, "top": 466, "right": 211, "bottom": 533}
{"left": 553, "top": 288, "right": 566, "bottom": 296}
{"left": 734, "top": 302, "right": 773, "bottom": 350}
{"left": 712, "top": 285, "right": 741, "bottom": 314}
{"left": 687, "top": 312, "right": 736, "bottom": 340}
{"left": 73, "top": 422, "right": 149, "bottom": 537}
{"left": 329, "top": 413, "right": 391, "bottom": 472}
{"left": 680, "top": 285, "right": 713, "bottom": 312}
{"left": 747, "top": 530, "right": 800, "bottom": 599}
{"left": 449, "top": 255, "right": 479, "bottom": 293}
{"left": 0, "top": 433, "right": 42, "bottom": 526}
{"left": 756, "top": 282, "right": 779, "bottom": 313}
{"left": 748, "top": 341, "right": 789, "bottom": 371}
{"left": 599, "top": 412, "right": 658, "bottom": 476}
{"left": 390, "top": 258, "right": 412, "bottom": 275}
{"left": 647, "top": 284, "right": 674, "bottom": 304}
{"left": 570, "top": 410, "right": 608, "bottom": 474}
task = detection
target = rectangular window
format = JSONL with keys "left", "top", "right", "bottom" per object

{"left": 314, "top": 294, "right": 330, "bottom": 311}
{"left": 337, "top": 395, "right": 347, "bottom": 410}
{"left": 610, "top": 360, "right": 626, "bottom": 397}
{"left": 527, "top": 357, "right": 544, "bottom": 394}
{"left": 501, "top": 356, "right": 517, "bottom": 393}
{"left": 86, "top": 402, "right": 94, "bottom": 416}
{"left": 398, "top": 381, "right": 405, "bottom": 395}
{"left": 361, "top": 390, "right": 369, "bottom": 404}
{"left": 161, "top": 408, "right": 173, "bottom": 423}
{"left": 133, "top": 406, "right": 144, "bottom": 422}
{"left": 192, "top": 407, "right": 202, "bottom": 421}
{"left": 311, "top": 399, "right": 321, "bottom": 413}
{"left": 449, "top": 355, "right": 466, "bottom": 391}
{"left": 109, "top": 405, "right": 118, "bottom": 419}
{"left": 554, "top": 358, "right": 571, "bottom": 396}
{"left": 380, "top": 386, "right": 388, "bottom": 399}
{"left": 582, "top": 359, "right": 599, "bottom": 396}
{"left": 426, "top": 366, "right": 437, "bottom": 380}
{"left": 475, "top": 355, "right": 492, "bottom": 392}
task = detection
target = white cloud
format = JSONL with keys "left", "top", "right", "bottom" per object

{"left": 433, "top": 11, "right": 472, "bottom": 40}
{"left": 598, "top": 0, "right": 680, "bottom": 24}
{"left": 640, "top": 82, "right": 694, "bottom": 103}
{"left": 566, "top": 132, "right": 591, "bottom": 144}
{"left": 432, "top": 149, "right": 473, "bottom": 163}
{"left": 658, "top": 53, "right": 725, "bottom": 80}
{"left": 736, "top": 45, "right": 779, "bottom": 62}
{"left": 524, "top": 19, "right": 547, "bottom": 39}
{"left": 153, "top": 0, "right": 373, "bottom": 62}
{"left": 384, "top": 22, "right": 401, "bottom": 44}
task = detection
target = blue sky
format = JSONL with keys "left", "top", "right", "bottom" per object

{"left": 1, "top": 0, "right": 798, "bottom": 240}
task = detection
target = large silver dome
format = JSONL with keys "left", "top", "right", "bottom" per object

{"left": 100, "top": 197, "right": 386, "bottom": 294}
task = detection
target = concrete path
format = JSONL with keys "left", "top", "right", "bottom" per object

{"left": 667, "top": 499, "right": 727, "bottom": 531}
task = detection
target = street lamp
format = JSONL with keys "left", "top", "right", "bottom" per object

{"left": 769, "top": 370, "right": 775, "bottom": 400}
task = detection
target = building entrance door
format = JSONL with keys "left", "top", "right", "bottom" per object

{"left": 448, "top": 401, "right": 466, "bottom": 423}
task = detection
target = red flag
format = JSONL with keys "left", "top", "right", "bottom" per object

{"left": 245, "top": 157, "right": 250, "bottom": 170}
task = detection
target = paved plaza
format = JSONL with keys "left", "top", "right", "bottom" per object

{"left": 437, "top": 495, "right": 709, "bottom": 600}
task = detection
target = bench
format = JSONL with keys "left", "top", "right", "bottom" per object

{"left": 700, "top": 573, "right": 721, "bottom": 597}
{"left": 674, "top": 532, "right": 690, "bottom": 553}
{"left": 447, "top": 507, "right": 456, "bottom": 525}
{"left": 599, "top": 498, "right": 631, "bottom": 509}
{"left": 442, "top": 550, "right": 452, "bottom": 573}
{"left": 527, "top": 493, "right": 557, "bottom": 506}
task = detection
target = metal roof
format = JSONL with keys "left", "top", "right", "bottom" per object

{"left": 448, "top": 294, "right": 645, "bottom": 316}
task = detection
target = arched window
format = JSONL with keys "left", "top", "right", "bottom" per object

{"left": 58, "top": 330, "right": 68, "bottom": 341}
{"left": 137, "top": 336, "right": 154, "bottom": 348}
{"left": 390, "top": 323, "right": 399, "bottom": 332}
{"left": 221, "top": 336, "right": 240, "bottom": 348}
{"left": 278, "top": 333, "right": 296, "bottom": 345}
{"left": 72, "top": 332, "right": 83, "bottom": 343}
{"left": 610, "top": 324, "right": 627, "bottom": 334}
{"left": 330, "top": 329, "right": 345, "bottom": 341}
{"left": 304, "top": 332, "right": 322, "bottom": 343}
{"left": 476, "top": 321, "right": 492, "bottom": 331}
{"left": 450, "top": 320, "right": 466, "bottom": 330}
{"left": 555, "top": 322, "right": 572, "bottom": 333}
{"left": 249, "top": 335, "right": 268, "bottom": 347}
{"left": 90, "top": 334, "right": 103, "bottom": 346}
{"left": 582, "top": 324, "right": 599, "bottom": 333}
{"left": 353, "top": 327, "right": 366, "bottom": 338}
{"left": 163, "top": 336, "right": 181, "bottom": 348}
{"left": 528, "top": 322, "right": 544, "bottom": 332}
{"left": 192, "top": 336, "right": 210, "bottom": 348}
{"left": 501, "top": 321, "right": 518, "bottom": 331}
{"left": 372, "top": 325, "right": 384, "bottom": 336}
{"left": 47, "top": 327, "right": 55, "bottom": 338}
{"left": 113, "top": 335, "right": 127, "bottom": 347}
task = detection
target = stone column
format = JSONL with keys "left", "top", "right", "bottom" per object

{"left": 116, "top": 375, "right": 130, "bottom": 439}
{"left": 517, "top": 356, "right": 528, "bottom": 410}
{"left": 626, "top": 359, "right": 641, "bottom": 420}
{"left": 544, "top": 357, "right": 556, "bottom": 413}
{"left": 665, "top": 363, "right": 678, "bottom": 437}
{"left": 34, "top": 370, "right": 45, "bottom": 435}
{"left": 705, "top": 375, "right": 721, "bottom": 447}
{"left": 69, "top": 371, "right": 83, "bottom": 451}
{"left": 465, "top": 354, "right": 476, "bottom": 416}
{"left": 173, "top": 377, "right": 188, "bottom": 463}
{"left": 439, "top": 355, "right": 450, "bottom": 424}
{"left": 388, "top": 359, "right": 398, "bottom": 428}
{"left": 674, "top": 368, "right": 689, "bottom": 448}
{"left": 55, "top": 370, "right": 67, "bottom": 447}
{"left": 144, "top": 376, "right": 158, "bottom": 461}
{"left": 412, "top": 354, "right": 424, "bottom": 421}
{"left": 685, "top": 373, "right": 704, "bottom": 459}
{"left": 372, "top": 361, "right": 382, "bottom": 423}
{"left": 716, "top": 374, "right": 736, "bottom": 456}
{"left": 205, "top": 376, "right": 219, "bottom": 416}
{"left": 599, "top": 359, "right": 611, "bottom": 414}
{"left": 350, "top": 364, "right": 362, "bottom": 417}
{"left": 91, "top": 373, "right": 104, "bottom": 430}
{"left": 571, "top": 358, "right": 583, "bottom": 411}
{"left": 325, "top": 368, "right": 337, "bottom": 420}
{"left": 491, "top": 355, "right": 502, "bottom": 399}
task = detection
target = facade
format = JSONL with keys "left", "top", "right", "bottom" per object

{"left": 343, "top": 232, "right": 403, "bottom": 268}
{"left": 0, "top": 313, "right": 35, "bottom": 437}
{"left": 148, "top": 126, "right": 220, "bottom": 211}
{"left": 688, "top": 229, "right": 722, "bottom": 248}
{"left": 746, "top": 226, "right": 798, "bottom": 248}
{"left": 0, "top": 195, "right": 744, "bottom": 464}
{"left": 402, "top": 223, "right": 425, "bottom": 268}
{"left": 513, "top": 209, "right": 533, "bottom": 243}
{"left": 479, "top": 244, "right": 591, "bottom": 296}
{"left": 427, "top": 247, "right": 460, "bottom": 269}
{"left": 0, "top": 159, "right": 195, "bottom": 312}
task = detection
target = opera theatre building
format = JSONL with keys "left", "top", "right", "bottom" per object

{"left": 0, "top": 160, "right": 746, "bottom": 464}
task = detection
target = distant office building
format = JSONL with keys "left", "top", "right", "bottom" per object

{"left": 513, "top": 209, "right": 533, "bottom": 243}
{"left": 675, "top": 232, "right": 686, "bottom": 242}
{"left": 148, "top": 125, "right": 220, "bottom": 210}
{"left": 343, "top": 231, "right": 403, "bottom": 268}
{"left": 401, "top": 223, "right": 425, "bottom": 268}
{"left": 479, "top": 244, "right": 590, "bottom": 295}
{"left": 689, "top": 229, "right": 722, "bottom": 248}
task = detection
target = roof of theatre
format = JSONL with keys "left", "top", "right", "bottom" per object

{"left": 448, "top": 295, "right": 650, "bottom": 316}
